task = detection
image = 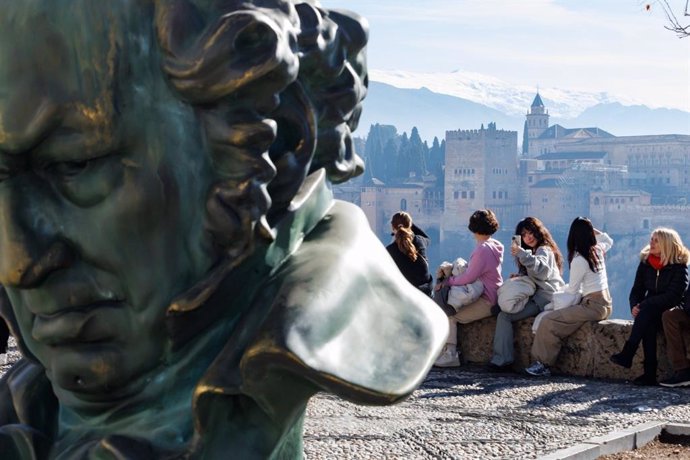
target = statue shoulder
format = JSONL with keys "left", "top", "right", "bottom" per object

{"left": 243, "top": 199, "right": 448, "bottom": 404}
{"left": 0, "top": 360, "right": 56, "bottom": 456}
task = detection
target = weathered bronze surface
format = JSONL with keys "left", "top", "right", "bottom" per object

{"left": 0, "top": 1, "right": 447, "bottom": 458}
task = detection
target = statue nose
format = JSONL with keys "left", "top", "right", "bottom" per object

{"left": 10, "top": 241, "right": 75, "bottom": 287}
{"left": 0, "top": 185, "right": 74, "bottom": 288}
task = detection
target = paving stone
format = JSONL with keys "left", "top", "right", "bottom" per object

{"left": 2, "top": 338, "right": 689, "bottom": 459}
{"left": 304, "top": 366, "right": 690, "bottom": 459}
{"left": 586, "top": 431, "right": 635, "bottom": 456}
{"left": 664, "top": 422, "right": 690, "bottom": 436}
{"left": 538, "top": 443, "right": 600, "bottom": 460}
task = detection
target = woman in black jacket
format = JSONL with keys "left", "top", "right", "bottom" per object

{"left": 386, "top": 212, "right": 433, "bottom": 296}
{"left": 610, "top": 227, "right": 689, "bottom": 385}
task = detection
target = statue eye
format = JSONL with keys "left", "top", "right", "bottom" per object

{"left": 47, "top": 159, "right": 90, "bottom": 178}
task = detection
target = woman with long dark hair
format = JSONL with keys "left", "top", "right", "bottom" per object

{"left": 610, "top": 228, "right": 689, "bottom": 386}
{"left": 525, "top": 217, "right": 613, "bottom": 377}
{"left": 386, "top": 211, "right": 433, "bottom": 296}
{"left": 489, "top": 217, "right": 564, "bottom": 370}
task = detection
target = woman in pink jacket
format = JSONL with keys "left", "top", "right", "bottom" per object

{"left": 434, "top": 209, "right": 504, "bottom": 367}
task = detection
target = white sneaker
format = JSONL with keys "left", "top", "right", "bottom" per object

{"left": 525, "top": 361, "right": 551, "bottom": 377}
{"left": 434, "top": 345, "right": 460, "bottom": 368}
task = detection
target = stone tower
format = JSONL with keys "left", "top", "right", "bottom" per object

{"left": 442, "top": 123, "right": 520, "bottom": 245}
{"left": 524, "top": 92, "right": 549, "bottom": 157}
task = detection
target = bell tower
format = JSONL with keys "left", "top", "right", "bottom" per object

{"left": 524, "top": 92, "right": 549, "bottom": 156}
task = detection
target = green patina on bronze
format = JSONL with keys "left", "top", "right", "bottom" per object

{"left": 0, "top": 1, "right": 447, "bottom": 458}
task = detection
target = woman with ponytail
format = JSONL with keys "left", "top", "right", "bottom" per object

{"left": 386, "top": 212, "right": 433, "bottom": 296}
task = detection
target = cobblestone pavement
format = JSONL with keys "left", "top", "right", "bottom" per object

{"left": 304, "top": 366, "right": 690, "bottom": 459}
{"left": 2, "top": 339, "right": 689, "bottom": 459}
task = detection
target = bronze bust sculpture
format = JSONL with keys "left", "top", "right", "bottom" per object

{"left": 0, "top": 1, "right": 446, "bottom": 458}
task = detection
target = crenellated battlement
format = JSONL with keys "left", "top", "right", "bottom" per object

{"left": 446, "top": 129, "right": 516, "bottom": 141}
{"left": 446, "top": 125, "right": 516, "bottom": 140}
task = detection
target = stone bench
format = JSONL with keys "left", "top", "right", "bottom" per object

{"left": 457, "top": 315, "right": 689, "bottom": 380}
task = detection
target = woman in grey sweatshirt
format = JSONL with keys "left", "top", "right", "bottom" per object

{"left": 489, "top": 217, "right": 565, "bottom": 369}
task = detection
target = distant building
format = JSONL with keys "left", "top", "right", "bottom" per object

{"left": 552, "top": 134, "right": 690, "bottom": 198}
{"left": 442, "top": 122, "right": 523, "bottom": 243}
{"left": 360, "top": 181, "right": 437, "bottom": 241}
{"left": 524, "top": 93, "right": 550, "bottom": 153}
{"left": 521, "top": 94, "right": 690, "bottom": 233}
{"left": 343, "top": 91, "right": 690, "bottom": 258}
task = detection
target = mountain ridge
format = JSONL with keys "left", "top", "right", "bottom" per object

{"left": 357, "top": 78, "right": 690, "bottom": 143}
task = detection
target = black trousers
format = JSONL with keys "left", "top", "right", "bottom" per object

{"left": 624, "top": 306, "right": 666, "bottom": 376}
{"left": 0, "top": 318, "right": 9, "bottom": 354}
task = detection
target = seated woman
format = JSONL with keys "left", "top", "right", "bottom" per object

{"left": 386, "top": 211, "right": 433, "bottom": 296}
{"left": 434, "top": 209, "right": 504, "bottom": 367}
{"left": 525, "top": 217, "right": 613, "bottom": 377}
{"left": 490, "top": 217, "right": 564, "bottom": 370}
{"left": 610, "top": 228, "right": 689, "bottom": 386}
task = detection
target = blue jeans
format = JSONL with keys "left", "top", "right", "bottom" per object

{"left": 490, "top": 299, "right": 542, "bottom": 366}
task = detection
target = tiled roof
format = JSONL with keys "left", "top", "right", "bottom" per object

{"left": 531, "top": 93, "right": 545, "bottom": 108}
{"left": 537, "top": 124, "right": 614, "bottom": 140}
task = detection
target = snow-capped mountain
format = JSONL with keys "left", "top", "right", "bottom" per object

{"left": 369, "top": 69, "right": 642, "bottom": 119}
{"left": 356, "top": 71, "right": 690, "bottom": 143}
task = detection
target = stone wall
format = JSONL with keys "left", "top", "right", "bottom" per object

{"left": 457, "top": 316, "right": 689, "bottom": 380}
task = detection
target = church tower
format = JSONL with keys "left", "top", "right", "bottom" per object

{"left": 524, "top": 92, "right": 549, "bottom": 156}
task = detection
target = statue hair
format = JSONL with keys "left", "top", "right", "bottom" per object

{"left": 154, "top": 0, "right": 367, "bottom": 263}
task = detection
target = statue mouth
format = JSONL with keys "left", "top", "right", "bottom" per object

{"left": 32, "top": 300, "right": 125, "bottom": 346}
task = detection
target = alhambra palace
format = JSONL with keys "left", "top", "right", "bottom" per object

{"left": 338, "top": 93, "right": 690, "bottom": 255}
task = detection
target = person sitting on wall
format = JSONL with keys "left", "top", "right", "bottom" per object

{"left": 386, "top": 212, "right": 433, "bottom": 296}
{"left": 610, "top": 228, "right": 689, "bottom": 386}
{"left": 490, "top": 217, "right": 564, "bottom": 371}
{"left": 525, "top": 217, "right": 613, "bottom": 377}
{"left": 433, "top": 209, "right": 504, "bottom": 368}
{"left": 660, "top": 287, "right": 690, "bottom": 388}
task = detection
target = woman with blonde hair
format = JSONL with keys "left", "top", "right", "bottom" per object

{"left": 610, "top": 227, "right": 690, "bottom": 385}
{"left": 387, "top": 212, "right": 433, "bottom": 296}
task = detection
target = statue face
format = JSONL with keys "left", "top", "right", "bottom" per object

{"left": 0, "top": 4, "right": 216, "bottom": 403}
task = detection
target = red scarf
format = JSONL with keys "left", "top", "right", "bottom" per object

{"left": 648, "top": 254, "right": 665, "bottom": 270}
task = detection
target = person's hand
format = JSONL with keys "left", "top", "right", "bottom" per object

{"left": 510, "top": 245, "right": 521, "bottom": 256}
{"left": 631, "top": 304, "right": 640, "bottom": 318}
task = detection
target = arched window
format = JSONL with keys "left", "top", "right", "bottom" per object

{"left": 400, "top": 199, "right": 407, "bottom": 211}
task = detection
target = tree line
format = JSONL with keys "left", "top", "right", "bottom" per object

{"left": 361, "top": 124, "right": 445, "bottom": 185}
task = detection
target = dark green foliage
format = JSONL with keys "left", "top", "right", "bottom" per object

{"left": 522, "top": 120, "right": 529, "bottom": 154}
{"left": 427, "top": 136, "right": 445, "bottom": 182}
{"left": 364, "top": 124, "right": 439, "bottom": 184}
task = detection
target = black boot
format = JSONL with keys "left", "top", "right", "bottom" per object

{"left": 632, "top": 373, "right": 657, "bottom": 386}
{"left": 636, "top": 360, "right": 658, "bottom": 386}
{"left": 610, "top": 342, "right": 635, "bottom": 369}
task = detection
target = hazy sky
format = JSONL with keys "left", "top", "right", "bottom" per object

{"left": 319, "top": 0, "right": 690, "bottom": 111}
